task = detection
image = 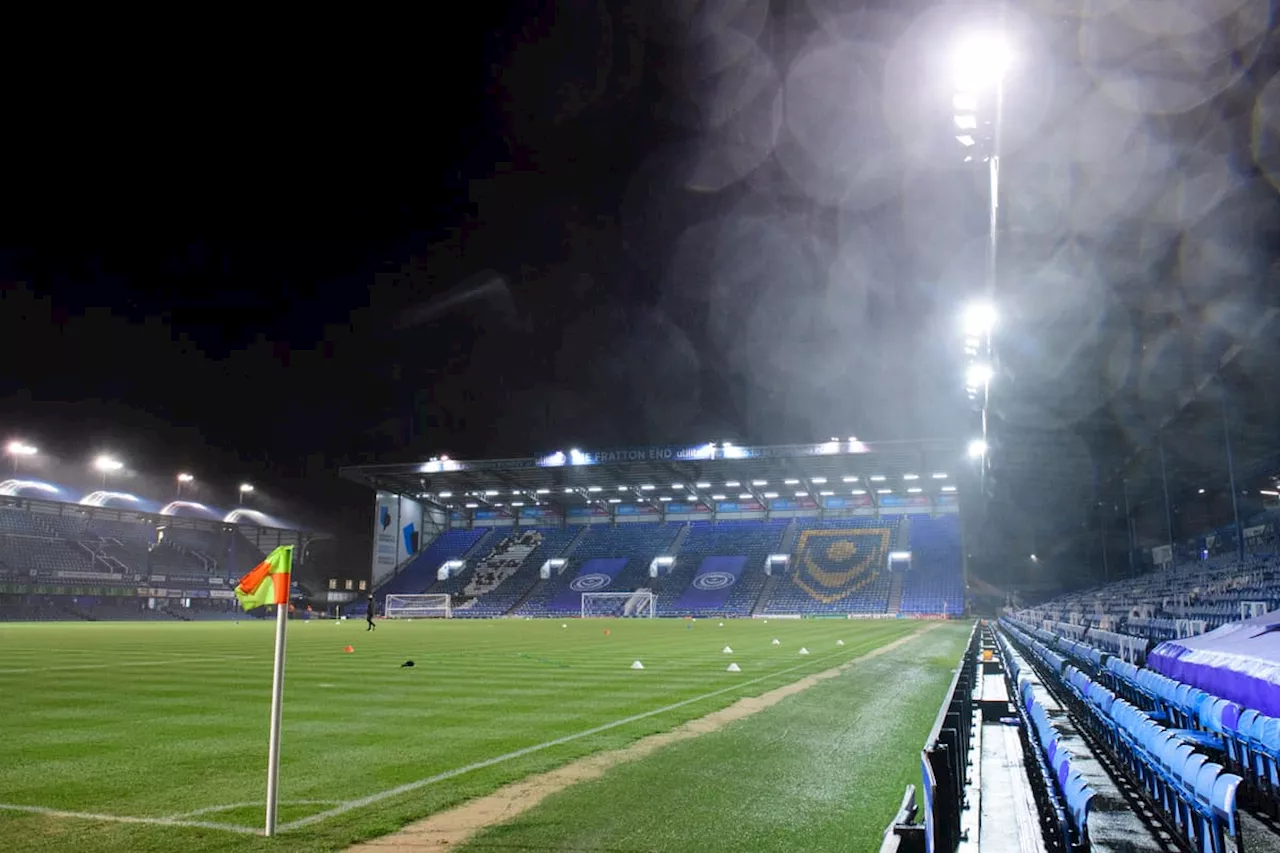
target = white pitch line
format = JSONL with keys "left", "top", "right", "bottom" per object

{"left": 165, "top": 799, "right": 343, "bottom": 819}
{"left": 0, "top": 802, "right": 260, "bottom": 834}
{"left": 0, "top": 654, "right": 253, "bottom": 675}
{"left": 279, "top": 636, "right": 904, "bottom": 832}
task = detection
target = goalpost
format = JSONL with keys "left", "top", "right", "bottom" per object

{"left": 383, "top": 594, "right": 452, "bottom": 619}
{"left": 581, "top": 590, "right": 656, "bottom": 619}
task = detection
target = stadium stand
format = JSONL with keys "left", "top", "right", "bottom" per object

{"left": 900, "top": 515, "right": 964, "bottom": 616}
{"left": 1021, "top": 554, "right": 1280, "bottom": 643}
{"left": 453, "top": 526, "right": 584, "bottom": 617}
{"left": 758, "top": 517, "right": 902, "bottom": 615}
{"left": 513, "top": 523, "right": 682, "bottom": 617}
{"left": 375, "top": 528, "right": 490, "bottom": 604}
{"left": 661, "top": 519, "right": 789, "bottom": 617}
{"left": 996, "top": 612, "right": 1280, "bottom": 851}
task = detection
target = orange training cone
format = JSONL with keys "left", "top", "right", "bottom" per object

{"left": 344, "top": 645, "right": 354, "bottom": 653}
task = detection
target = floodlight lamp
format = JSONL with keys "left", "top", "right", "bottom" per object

{"left": 967, "top": 439, "right": 988, "bottom": 459}
{"left": 966, "top": 363, "right": 994, "bottom": 388}
{"left": 962, "top": 302, "right": 997, "bottom": 337}
{"left": 953, "top": 34, "right": 1012, "bottom": 92}
{"left": 94, "top": 455, "right": 123, "bottom": 472}
{"left": 7, "top": 441, "right": 37, "bottom": 456}
{"left": 239, "top": 483, "right": 255, "bottom": 493}
{"left": 177, "top": 472, "right": 194, "bottom": 483}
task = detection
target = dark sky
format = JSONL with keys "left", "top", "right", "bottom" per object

{"left": 0, "top": 1, "right": 977, "bottom": 547}
{"left": 4, "top": 0, "right": 1275, "bottom": 578}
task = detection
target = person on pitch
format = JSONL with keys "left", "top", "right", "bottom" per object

{"left": 366, "top": 595, "right": 377, "bottom": 631}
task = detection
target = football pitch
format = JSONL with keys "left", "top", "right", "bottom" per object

{"left": 0, "top": 617, "right": 971, "bottom": 852}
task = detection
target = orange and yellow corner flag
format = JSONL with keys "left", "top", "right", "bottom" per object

{"left": 234, "top": 545, "right": 293, "bottom": 611}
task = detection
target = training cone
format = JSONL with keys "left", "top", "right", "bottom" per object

{"left": 763, "top": 619, "right": 769, "bottom": 624}
{"left": 726, "top": 662, "right": 741, "bottom": 672}
{"left": 718, "top": 621, "right": 724, "bottom": 627}
{"left": 722, "top": 646, "right": 733, "bottom": 654}
{"left": 562, "top": 623, "right": 567, "bottom": 628}
{"left": 771, "top": 638, "right": 781, "bottom": 646}
{"left": 837, "top": 639, "right": 845, "bottom": 646}
{"left": 604, "top": 629, "right": 611, "bottom": 636}
{"left": 631, "top": 660, "right": 645, "bottom": 670}
{"left": 344, "top": 645, "right": 354, "bottom": 653}
{"left": 799, "top": 647, "right": 810, "bottom": 656}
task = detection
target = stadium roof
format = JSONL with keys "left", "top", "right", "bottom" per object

{"left": 339, "top": 438, "right": 968, "bottom": 512}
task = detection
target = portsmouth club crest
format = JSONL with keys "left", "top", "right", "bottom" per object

{"left": 792, "top": 528, "right": 891, "bottom": 604}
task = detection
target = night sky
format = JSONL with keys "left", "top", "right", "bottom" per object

{"left": 3, "top": 1, "right": 1275, "bottom": 577}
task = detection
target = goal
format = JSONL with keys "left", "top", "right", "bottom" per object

{"left": 581, "top": 590, "right": 656, "bottom": 619}
{"left": 383, "top": 594, "right": 452, "bottom": 619}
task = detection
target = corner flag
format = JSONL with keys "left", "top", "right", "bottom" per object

{"left": 234, "top": 545, "right": 293, "bottom": 610}
{"left": 233, "top": 544, "right": 296, "bottom": 836}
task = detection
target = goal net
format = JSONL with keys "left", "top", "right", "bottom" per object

{"left": 383, "top": 594, "right": 452, "bottom": 619}
{"left": 581, "top": 590, "right": 656, "bottom": 619}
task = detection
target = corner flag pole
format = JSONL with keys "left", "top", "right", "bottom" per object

{"left": 264, "top": 599, "right": 289, "bottom": 836}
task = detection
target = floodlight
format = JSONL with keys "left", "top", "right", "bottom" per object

{"left": 587, "top": 486, "right": 602, "bottom": 492}
{"left": 239, "top": 483, "right": 255, "bottom": 493}
{"left": 94, "top": 455, "right": 124, "bottom": 473}
{"left": 967, "top": 439, "right": 988, "bottom": 459}
{"left": 752, "top": 480, "right": 768, "bottom": 486}
{"left": 966, "top": 362, "right": 994, "bottom": 388}
{"left": 811, "top": 477, "right": 827, "bottom": 484}
{"left": 904, "top": 474, "right": 919, "bottom": 481}
{"left": 725, "top": 481, "right": 740, "bottom": 488}
{"left": 869, "top": 475, "right": 886, "bottom": 482}
{"left": 695, "top": 482, "right": 711, "bottom": 489}
{"left": 953, "top": 34, "right": 1012, "bottom": 92}
{"left": 712, "top": 494, "right": 726, "bottom": 501}
{"left": 7, "top": 441, "right": 37, "bottom": 456}
{"left": 877, "top": 489, "right": 892, "bottom": 495}
{"left": 842, "top": 476, "right": 858, "bottom": 483}
{"left": 962, "top": 302, "right": 997, "bottom": 337}
{"left": 852, "top": 489, "right": 866, "bottom": 495}
{"left": 932, "top": 473, "right": 948, "bottom": 479}
{"left": 941, "top": 485, "right": 957, "bottom": 492}
{"left": 908, "top": 488, "right": 923, "bottom": 494}
{"left": 438, "top": 491, "right": 453, "bottom": 498}
{"left": 608, "top": 498, "right": 621, "bottom": 504}
{"left": 738, "top": 493, "right": 753, "bottom": 500}
{"left": 177, "top": 472, "right": 194, "bottom": 483}
{"left": 763, "top": 492, "right": 779, "bottom": 499}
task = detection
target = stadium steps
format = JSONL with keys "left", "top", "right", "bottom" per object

{"left": 667, "top": 522, "right": 692, "bottom": 554}
{"left": 896, "top": 515, "right": 911, "bottom": 551}
{"left": 561, "top": 524, "right": 591, "bottom": 557}
{"left": 751, "top": 571, "right": 782, "bottom": 617}
{"left": 776, "top": 518, "right": 799, "bottom": 554}
{"left": 462, "top": 529, "right": 499, "bottom": 559}
{"left": 887, "top": 570, "right": 904, "bottom": 614}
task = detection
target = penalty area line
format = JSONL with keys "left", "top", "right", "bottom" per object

{"left": 280, "top": 627, "right": 927, "bottom": 832}
{"left": 0, "top": 802, "right": 260, "bottom": 835}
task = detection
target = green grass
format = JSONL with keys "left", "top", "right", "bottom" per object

{"left": 0, "top": 617, "right": 963, "bottom": 852}
{"left": 462, "top": 622, "right": 972, "bottom": 853}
